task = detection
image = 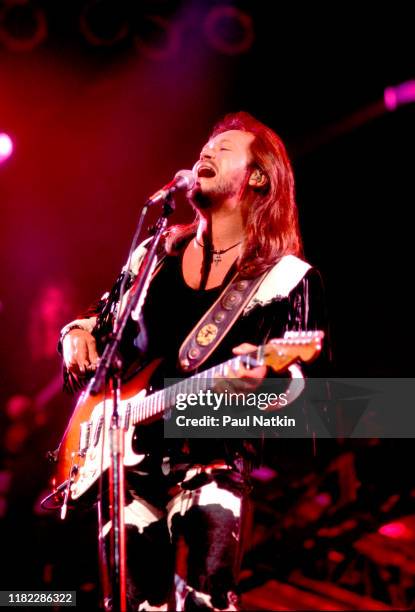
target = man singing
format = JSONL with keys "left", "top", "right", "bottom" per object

{"left": 59, "top": 112, "right": 326, "bottom": 610}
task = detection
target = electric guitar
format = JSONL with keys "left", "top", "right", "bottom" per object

{"left": 51, "top": 331, "right": 324, "bottom": 510}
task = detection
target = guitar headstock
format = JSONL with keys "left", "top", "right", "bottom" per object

{"left": 263, "top": 331, "right": 324, "bottom": 373}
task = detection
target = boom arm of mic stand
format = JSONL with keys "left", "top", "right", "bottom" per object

{"left": 87, "top": 196, "right": 175, "bottom": 612}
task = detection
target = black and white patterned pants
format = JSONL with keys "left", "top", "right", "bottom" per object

{"left": 101, "top": 460, "right": 249, "bottom": 611}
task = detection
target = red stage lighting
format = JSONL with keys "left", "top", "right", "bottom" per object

{"left": 79, "top": 0, "right": 129, "bottom": 47}
{"left": 134, "top": 16, "right": 181, "bottom": 61}
{"left": 0, "top": 0, "right": 47, "bottom": 52}
{"left": 384, "top": 80, "right": 415, "bottom": 111}
{"left": 204, "top": 6, "right": 254, "bottom": 56}
{"left": 0, "top": 133, "right": 13, "bottom": 163}
{"left": 378, "top": 521, "right": 412, "bottom": 539}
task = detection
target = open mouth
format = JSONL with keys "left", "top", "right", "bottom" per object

{"left": 197, "top": 165, "right": 216, "bottom": 178}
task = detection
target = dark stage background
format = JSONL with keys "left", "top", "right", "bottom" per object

{"left": 0, "top": 1, "right": 414, "bottom": 609}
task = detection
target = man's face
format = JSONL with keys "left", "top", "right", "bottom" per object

{"left": 191, "top": 129, "right": 255, "bottom": 206}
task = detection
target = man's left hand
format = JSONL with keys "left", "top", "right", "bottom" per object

{"left": 214, "top": 343, "right": 267, "bottom": 394}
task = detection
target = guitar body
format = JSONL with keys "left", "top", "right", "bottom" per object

{"left": 54, "top": 358, "right": 161, "bottom": 501}
{"left": 51, "top": 331, "right": 323, "bottom": 510}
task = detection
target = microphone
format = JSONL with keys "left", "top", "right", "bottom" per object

{"left": 145, "top": 169, "right": 195, "bottom": 206}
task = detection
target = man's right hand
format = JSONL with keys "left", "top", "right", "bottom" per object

{"left": 62, "top": 329, "right": 99, "bottom": 375}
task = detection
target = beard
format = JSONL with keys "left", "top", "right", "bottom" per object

{"left": 189, "top": 186, "right": 213, "bottom": 210}
{"left": 188, "top": 176, "right": 239, "bottom": 210}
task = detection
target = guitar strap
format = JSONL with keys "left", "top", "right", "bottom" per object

{"left": 178, "top": 269, "right": 268, "bottom": 372}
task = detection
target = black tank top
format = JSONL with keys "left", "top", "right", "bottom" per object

{"left": 137, "top": 251, "right": 235, "bottom": 382}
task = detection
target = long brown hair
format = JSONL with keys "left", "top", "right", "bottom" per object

{"left": 166, "top": 111, "right": 303, "bottom": 278}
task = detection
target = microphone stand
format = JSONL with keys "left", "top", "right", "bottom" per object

{"left": 88, "top": 195, "right": 175, "bottom": 612}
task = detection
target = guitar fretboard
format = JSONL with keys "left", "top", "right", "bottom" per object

{"left": 130, "top": 349, "right": 263, "bottom": 425}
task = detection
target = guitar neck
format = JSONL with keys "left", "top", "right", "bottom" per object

{"left": 130, "top": 352, "right": 257, "bottom": 426}
{"left": 128, "top": 330, "right": 323, "bottom": 426}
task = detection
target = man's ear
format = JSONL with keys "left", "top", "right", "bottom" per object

{"left": 248, "top": 168, "right": 268, "bottom": 189}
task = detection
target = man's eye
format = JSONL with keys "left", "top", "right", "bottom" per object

{"left": 220, "top": 147, "right": 230, "bottom": 151}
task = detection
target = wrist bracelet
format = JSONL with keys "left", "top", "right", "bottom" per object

{"left": 60, "top": 324, "right": 85, "bottom": 345}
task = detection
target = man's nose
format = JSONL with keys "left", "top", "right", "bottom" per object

{"left": 200, "top": 148, "right": 214, "bottom": 160}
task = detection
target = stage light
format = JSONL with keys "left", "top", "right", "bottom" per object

{"left": 384, "top": 80, "right": 415, "bottom": 111}
{"left": 79, "top": 0, "right": 129, "bottom": 47}
{"left": 0, "top": 0, "right": 47, "bottom": 52}
{"left": 134, "top": 16, "right": 180, "bottom": 61}
{"left": 204, "top": 6, "right": 254, "bottom": 55}
{"left": 379, "top": 521, "right": 411, "bottom": 539}
{"left": 0, "top": 133, "right": 13, "bottom": 163}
